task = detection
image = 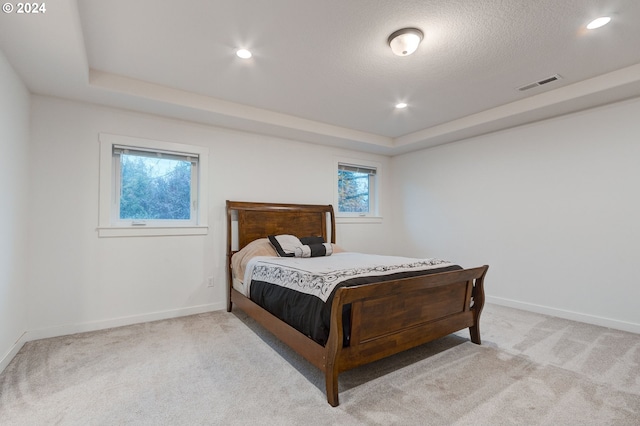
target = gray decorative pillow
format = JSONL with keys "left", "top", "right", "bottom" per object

{"left": 294, "top": 242, "right": 333, "bottom": 258}
{"left": 268, "top": 234, "right": 333, "bottom": 258}
{"left": 300, "top": 236, "right": 325, "bottom": 245}
{"left": 268, "top": 234, "right": 301, "bottom": 257}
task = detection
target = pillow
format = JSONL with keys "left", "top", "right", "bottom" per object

{"left": 294, "top": 242, "right": 333, "bottom": 258}
{"left": 299, "top": 236, "right": 345, "bottom": 253}
{"left": 269, "top": 234, "right": 334, "bottom": 258}
{"left": 231, "top": 238, "right": 278, "bottom": 280}
{"left": 300, "top": 236, "right": 325, "bottom": 245}
{"left": 301, "top": 236, "right": 345, "bottom": 255}
{"left": 268, "top": 234, "right": 301, "bottom": 257}
{"left": 297, "top": 236, "right": 332, "bottom": 257}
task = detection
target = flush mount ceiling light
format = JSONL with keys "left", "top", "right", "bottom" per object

{"left": 395, "top": 102, "right": 408, "bottom": 109}
{"left": 586, "top": 16, "right": 611, "bottom": 29}
{"left": 388, "top": 28, "right": 423, "bottom": 56}
{"left": 236, "top": 49, "right": 252, "bottom": 59}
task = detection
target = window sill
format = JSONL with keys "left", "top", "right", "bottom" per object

{"left": 336, "top": 216, "right": 383, "bottom": 224}
{"left": 97, "top": 226, "right": 209, "bottom": 238}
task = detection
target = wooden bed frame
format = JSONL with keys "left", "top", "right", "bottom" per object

{"left": 226, "top": 200, "right": 488, "bottom": 406}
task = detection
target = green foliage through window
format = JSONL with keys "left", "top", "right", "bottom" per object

{"left": 338, "top": 169, "right": 370, "bottom": 213}
{"left": 120, "top": 154, "right": 192, "bottom": 220}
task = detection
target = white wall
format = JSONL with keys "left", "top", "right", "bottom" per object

{"left": 26, "top": 95, "right": 393, "bottom": 339}
{"left": 391, "top": 98, "right": 640, "bottom": 333}
{"left": 0, "top": 50, "right": 30, "bottom": 370}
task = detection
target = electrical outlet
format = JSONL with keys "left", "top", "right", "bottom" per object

{"left": 207, "top": 277, "right": 214, "bottom": 287}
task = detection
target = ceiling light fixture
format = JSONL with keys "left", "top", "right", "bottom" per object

{"left": 586, "top": 17, "right": 611, "bottom": 30}
{"left": 236, "top": 49, "right": 252, "bottom": 59}
{"left": 395, "top": 102, "right": 408, "bottom": 109}
{"left": 388, "top": 28, "right": 423, "bottom": 56}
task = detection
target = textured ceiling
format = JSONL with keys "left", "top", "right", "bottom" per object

{"left": 1, "top": 0, "right": 640, "bottom": 155}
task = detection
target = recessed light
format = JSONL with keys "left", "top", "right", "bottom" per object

{"left": 395, "top": 102, "right": 408, "bottom": 109}
{"left": 587, "top": 17, "right": 611, "bottom": 30}
{"left": 236, "top": 49, "right": 252, "bottom": 59}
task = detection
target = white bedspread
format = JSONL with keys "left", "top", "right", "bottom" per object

{"left": 243, "top": 252, "right": 453, "bottom": 302}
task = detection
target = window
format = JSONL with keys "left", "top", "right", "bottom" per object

{"left": 98, "top": 133, "right": 208, "bottom": 237}
{"left": 335, "top": 159, "right": 381, "bottom": 221}
{"left": 114, "top": 147, "right": 197, "bottom": 224}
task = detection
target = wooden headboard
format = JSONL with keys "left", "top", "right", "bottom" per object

{"left": 226, "top": 201, "right": 336, "bottom": 255}
{"left": 225, "top": 201, "right": 335, "bottom": 310}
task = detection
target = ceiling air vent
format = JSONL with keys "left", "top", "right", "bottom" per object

{"left": 517, "top": 74, "right": 562, "bottom": 91}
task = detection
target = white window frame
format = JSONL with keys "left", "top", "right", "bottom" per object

{"left": 98, "top": 133, "right": 209, "bottom": 237}
{"left": 334, "top": 157, "right": 382, "bottom": 224}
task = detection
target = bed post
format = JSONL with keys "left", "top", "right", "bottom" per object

{"left": 328, "top": 205, "right": 336, "bottom": 244}
{"left": 324, "top": 287, "right": 345, "bottom": 406}
{"left": 226, "top": 200, "right": 233, "bottom": 312}
{"left": 469, "top": 265, "right": 488, "bottom": 344}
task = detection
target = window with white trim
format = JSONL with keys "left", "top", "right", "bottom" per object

{"left": 98, "top": 133, "right": 209, "bottom": 237}
{"left": 335, "top": 159, "right": 380, "bottom": 219}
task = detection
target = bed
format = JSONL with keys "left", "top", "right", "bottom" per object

{"left": 226, "top": 200, "right": 488, "bottom": 406}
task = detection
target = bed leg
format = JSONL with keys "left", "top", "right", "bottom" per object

{"left": 469, "top": 266, "right": 488, "bottom": 345}
{"left": 326, "top": 368, "right": 339, "bottom": 407}
{"left": 469, "top": 324, "right": 481, "bottom": 345}
{"left": 325, "top": 288, "right": 344, "bottom": 407}
{"left": 325, "top": 333, "right": 340, "bottom": 406}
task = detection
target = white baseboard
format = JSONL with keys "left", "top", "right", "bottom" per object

{"left": 487, "top": 296, "right": 640, "bottom": 334}
{"left": 0, "top": 331, "right": 28, "bottom": 374}
{"left": 25, "top": 302, "right": 226, "bottom": 342}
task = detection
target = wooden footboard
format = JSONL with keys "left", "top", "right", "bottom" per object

{"left": 324, "top": 265, "right": 488, "bottom": 406}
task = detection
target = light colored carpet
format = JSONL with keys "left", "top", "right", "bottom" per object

{"left": 1, "top": 304, "right": 639, "bottom": 425}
